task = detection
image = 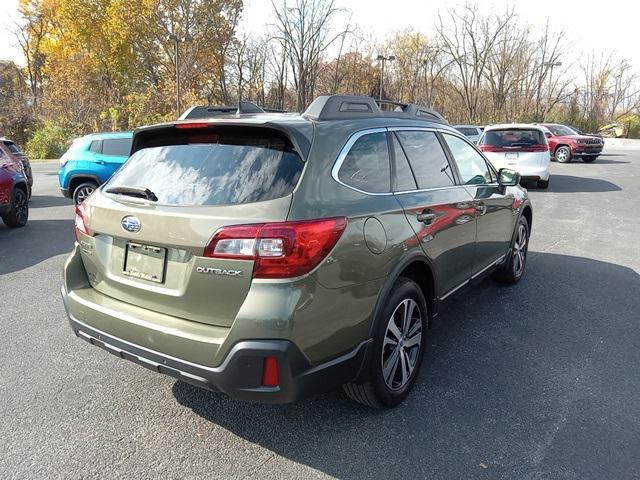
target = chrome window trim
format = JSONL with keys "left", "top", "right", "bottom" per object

{"left": 331, "top": 125, "right": 502, "bottom": 196}
{"left": 331, "top": 127, "right": 392, "bottom": 196}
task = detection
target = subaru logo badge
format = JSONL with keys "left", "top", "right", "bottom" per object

{"left": 121, "top": 216, "right": 141, "bottom": 233}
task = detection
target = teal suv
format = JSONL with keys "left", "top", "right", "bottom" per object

{"left": 59, "top": 132, "right": 133, "bottom": 204}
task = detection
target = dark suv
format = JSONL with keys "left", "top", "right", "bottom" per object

{"left": 62, "top": 95, "right": 532, "bottom": 408}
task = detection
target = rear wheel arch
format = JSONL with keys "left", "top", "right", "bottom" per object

{"left": 521, "top": 204, "right": 532, "bottom": 233}
{"left": 14, "top": 180, "right": 28, "bottom": 195}
{"left": 368, "top": 253, "right": 437, "bottom": 339}
{"left": 68, "top": 175, "right": 101, "bottom": 195}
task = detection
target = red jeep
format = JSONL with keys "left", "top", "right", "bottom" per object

{"left": 540, "top": 124, "right": 604, "bottom": 163}
{"left": 0, "top": 147, "right": 29, "bottom": 228}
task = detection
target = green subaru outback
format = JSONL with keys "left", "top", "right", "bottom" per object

{"left": 62, "top": 95, "right": 531, "bottom": 408}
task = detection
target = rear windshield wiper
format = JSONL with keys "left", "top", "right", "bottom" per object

{"left": 105, "top": 186, "right": 158, "bottom": 202}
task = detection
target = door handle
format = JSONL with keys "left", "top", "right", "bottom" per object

{"left": 96, "top": 160, "right": 106, "bottom": 165}
{"left": 475, "top": 202, "right": 487, "bottom": 215}
{"left": 417, "top": 211, "right": 437, "bottom": 225}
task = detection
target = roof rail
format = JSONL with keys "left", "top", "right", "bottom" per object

{"left": 302, "top": 95, "right": 448, "bottom": 124}
{"left": 180, "top": 101, "right": 289, "bottom": 120}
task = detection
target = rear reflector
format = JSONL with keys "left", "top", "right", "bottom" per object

{"left": 204, "top": 217, "right": 347, "bottom": 278}
{"left": 262, "top": 357, "right": 279, "bottom": 387}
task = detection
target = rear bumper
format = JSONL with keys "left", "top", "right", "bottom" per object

{"left": 64, "top": 309, "right": 369, "bottom": 404}
{"left": 61, "top": 246, "right": 371, "bottom": 403}
{"left": 516, "top": 165, "right": 550, "bottom": 181}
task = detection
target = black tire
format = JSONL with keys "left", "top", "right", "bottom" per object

{"left": 555, "top": 146, "right": 572, "bottom": 163}
{"left": 537, "top": 179, "right": 549, "bottom": 189}
{"left": 582, "top": 156, "right": 597, "bottom": 163}
{"left": 343, "top": 277, "right": 428, "bottom": 409}
{"left": 2, "top": 187, "right": 29, "bottom": 228}
{"left": 73, "top": 181, "right": 98, "bottom": 204}
{"left": 493, "top": 215, "right": 529, "bottom": 285}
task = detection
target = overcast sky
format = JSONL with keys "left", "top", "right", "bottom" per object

{"left": 1, "top": 0, "right": 638, "bottom": 69}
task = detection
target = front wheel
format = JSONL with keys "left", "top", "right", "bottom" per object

{"left": 537, "top": 179, "right": 549, "bottom": 189}
{"left": 493, "top": 215, "right": 529, "bottom": 285}
{"left": 2, "top": 187, "right": 29, "bottom": 228}
{"left": 343, "top": 277, "right": 428, "bottom": 409}
{"left": 555, "top": 146, "right": 572, "bottom": 163}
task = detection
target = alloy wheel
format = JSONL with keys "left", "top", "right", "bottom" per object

{"left": 381, "top": 298, "right": 422, "bottom": 391}
{"left": 14, "top": 190, "right": 28, "bottom": 224}
{"left": 556, "top": 147, "right": 569, "bottom": 163}
{"left": 512, "top": 223, "right": 528, "bottom": 277}
{"left": 75, "top": 185, "right": 95, "bottom": 204}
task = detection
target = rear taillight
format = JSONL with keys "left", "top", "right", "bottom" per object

{"left": 204, "top": 217, "right": 347, "bottom": 278}
{"left": 479, "top": 144, "right": 498, "bottom": 152}
{"left": 530, "top": 144, "right": 549, "bottom": 152}
{"left": 74, "top": 204, "right": 91, "bottom": 242}
{"left": 480, "top": 144, "right": 549, "bottom": 153}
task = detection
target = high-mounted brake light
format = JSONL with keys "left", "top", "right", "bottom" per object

{"left": 204, "top": 217, "right": 348, "bottom": 278}
{"left": 74, "top": 203, "right": 92, "bottom": 242}
{"left": 175, "top": 122, "right": 210, "bottom": 129}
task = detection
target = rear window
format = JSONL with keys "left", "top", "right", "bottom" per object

{"left": 102, "top": 138, "right": 132, "bottom": 156}
{"left": 481, "top": 129, "right": 545, "bottom": 147}
{"left": 106, "top": 129, "right": 304, "bottom": 206}
{"left": 454, "top": 127, "right": 478, "bottom": 137}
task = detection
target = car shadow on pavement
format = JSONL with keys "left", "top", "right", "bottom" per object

{"left": 173, "top": 252, "right": 640, "bottom": 480}
{"left": 0, "top": 219, "right": 74, "bottom": 275}
{"left": 547, "top": 174, "right": 621, "bottom": 193}
{"left": 29, "top": 195, "right": 73, "bottom": 208}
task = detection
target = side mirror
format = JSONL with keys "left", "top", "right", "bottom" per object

{"left": 498, "top": 168, "right": 520, "bottom": 187}
{"left": 544, "top": 132, "right": 552, "bottom": 138}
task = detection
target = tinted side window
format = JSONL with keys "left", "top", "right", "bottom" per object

{"left": 3, "top": 141, "right": 21, "bottom": 154}
{"left": 338, "top": 132, "right": 390, "bottom": 193}
{"left": 443, "top": 133, "right": 494, "bottom": 185}
{"left": 102, "top": 138, "right": 132, "bottom": 157}
{"left": 395, "top": 131, "right": 455, "bottom": 189}
{"left": 391, "top": 134, "right": 417, "bottom": 191}
{"left": 89, "top": 140, "right": 102, "bottom": 153}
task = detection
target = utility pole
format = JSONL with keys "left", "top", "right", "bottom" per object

{"left": 169, "top": 34, "right": 193, "bottom": 118}
{"left": 377, "top": 54, "right": 396, "bottom": 101}
{"left": 542, "top": 61, "right": 563, "bottom": 121}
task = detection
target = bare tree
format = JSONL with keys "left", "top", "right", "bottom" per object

{"left": 271, "top": 0, "right": 349, "bottom": 111}
{"left": 436, "top": 4, "right": 515, "bottom": 122}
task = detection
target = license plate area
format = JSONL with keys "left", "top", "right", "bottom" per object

{"left": 123, "top": 242, "right": 167, "bottom": 284}
{"left": 505, "top": 152, "right": 519, "bottom": 160}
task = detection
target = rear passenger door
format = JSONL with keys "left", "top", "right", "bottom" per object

{"left": 94, "top": 138, "right": 133, "bottom": 180}
{"left": 391, "top": 129, "right": 477, "bottom": 297}
{"left": 441, "top": 133, "right": 515, "bottom": 275}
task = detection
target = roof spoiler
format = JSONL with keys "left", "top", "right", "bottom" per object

{"left": 179, "top": 102, "right": 288, "bottom": 120}
{"left": 302, "top": 95, "right": 448, "bottom": 124}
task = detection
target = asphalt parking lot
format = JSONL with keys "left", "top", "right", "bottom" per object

{"left": 1, "top": 145, "right": 639, "bottom": 480}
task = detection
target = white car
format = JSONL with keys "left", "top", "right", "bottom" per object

{"left": 478, "top": 124, "right": 551, "bottom": 189}
{"left": 453, "top": 125, "right": 483, "bottom": 144}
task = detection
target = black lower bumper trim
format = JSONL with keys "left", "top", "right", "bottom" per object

{"left": 68, "top": 316, "right": 371, "bottom": 404}
{"left": 60, "top": 188, "right": 71, "bottom": 199}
